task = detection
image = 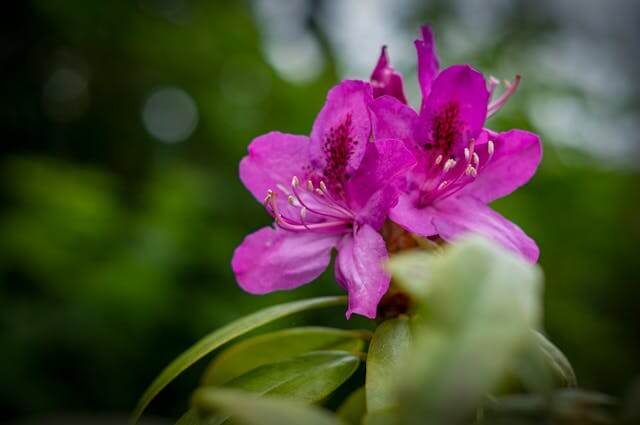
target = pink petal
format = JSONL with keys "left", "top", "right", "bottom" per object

{"left": 418, "top": 65, "right": 489, "bottom": 156}
{"left": 389, "top": 192, "right": 439, "bottom": 237}
{"left": 430, "top": 196, "right": 539, "bottom": 262}
{"left": 370, "top": 46, "right": 408, "bottom": 103}
{"left": 369, "top": 95, "right": 420, "bottom": 154}
{"left": 346, "top": 139, "right": 416, "bottom": 229}
{"left": 415, "top": 25, "right": 440, "bottom": 111}
{"left": 460, "top": 129, "right": 542, "bottom": 203}
{"left": 232, "top": 227, "right": 340, "bottom": 294}
{"left": 335, "top": 225, "right": 391, "bottom": 319}
{"left": 239, "top": 132, "right": 311, "bottom": 202}
{"left": 310, "top": 80, "right": 374, "bottom": 183}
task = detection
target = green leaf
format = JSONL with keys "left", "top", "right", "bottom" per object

{"left": 175, "top": 409, "right": 213, "bottom": 425}
{"left": 192, "top": 388, "right": 345, "bottom": 425}
{"left": 499, "top": 330, "right": 578, "bottom": 395}
{"left": 389, "top": 237, "right": 543, "bottom": 425}
{"left": 223, "top": 351, "right": 360, "bottom": 401}
{"left": 192, "top": 351, "right": 360, "bottom": 425}
{"left": 202, "top": 327, "right": 368, "bottom": 385}
{"left": 386, "top": 252, "right": 435, "bottom": 301}
{"left": 337, "top": 387, "right": 366, "bottom": 425}
{"left": 532, "top": 331, "right": 577, "bottom": 388}
{"left": 365, "top": 318, "right": 412, "bottom": 413}
{"left": 131, "top": 296, "right": 347, "bottom": 424}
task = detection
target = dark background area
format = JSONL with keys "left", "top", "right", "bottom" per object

{"left": 1, "top": 0, "right": 639, "bottom": 423}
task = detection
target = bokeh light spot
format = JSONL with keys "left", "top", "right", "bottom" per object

{"left": 142, "top": 87, "right": 199, "bottom": 143}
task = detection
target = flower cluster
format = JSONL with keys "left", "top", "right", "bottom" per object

{"left": 232, "top": 26, "right": 541, "bottom": 319}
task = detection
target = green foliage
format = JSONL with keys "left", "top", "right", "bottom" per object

{"left": 389, "top": 237, "right": 542, "bottom": 424}
{"left": 190, "top": 351, "right": 360, "bottom": 425}
{"left": 221, "top": 351, "right": 360, "bottom": 401}
{"left": 531, "top": 331, "right": 577, "bottom": 388}
{"left": 202, "top": 327, "right": 368, "bottom": 385}
{"left": 192, "top": 389, "right": 344, "bottom": 425}
{"left": 132, "top": 237, "right": 619, "bottom": 425}
{"left": 131, "top": 296, "right": 347, "bottom": 423}
{"left": 365, "top": 318, "right": 411, "bottom": 414}
{"left": 337, "top": 387, "right": 366, "bottom": 425}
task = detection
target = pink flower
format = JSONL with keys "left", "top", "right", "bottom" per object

{"left": 232, "top": 81, "right": 415, "bottom": 318}
{"left": 369, "top": 26, "right": 541, "bottom": 262}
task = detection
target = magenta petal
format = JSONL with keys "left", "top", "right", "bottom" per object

{"left": 369, "top": 95, "right": 420, "bottom": 153}
{"left": 310, "top": 80, "right": 374, "bottom": 181}
{"left": 239, "top": 132, "right": 311, "bottom": 202}
{"left": 418, "top": 65, "right": 489, "bottom": 155}
{"left": 415, "top": 25, "right": 439, "bottom": 110}
{"left": 232, "top": 227, "right": 339, "bottom": 294}
{"left": 335, "top": 225, "right": 390, "bottom": 319}
{"left": 460, "top": 129, "right": 542, "bottom": 203}
{"left": 370, "top": 46, "right": 408, "bottom": 104}
{"left": 346, "top": 139, "right": 416, "bottom": 229}
{"left": 389, "top": 193, "right": 439, "bottom": 237}
{"left": 430, "top": 196, "right": 539, "bottom": 262}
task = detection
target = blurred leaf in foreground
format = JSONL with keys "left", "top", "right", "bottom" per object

{"left": 192, "top": 388, "right": 344, "bottom": 425}
{"left": 388, "top": 236, "right": 543, "bottom": 425}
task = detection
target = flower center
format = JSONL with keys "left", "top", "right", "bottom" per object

{"left": 264, "top": 176, "right": 354, "bottom": 233}
{"left": 424, "top": 102, "right": 462, "bottom": 156}
{"left": 417, "top": 137, "right": 495, "bottom": 207}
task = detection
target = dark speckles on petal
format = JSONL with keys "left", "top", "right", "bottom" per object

{"left": 321, "top": 113, "right": 355, "bottom": 194}
{"left": 430, "top": 101, "right": 462, "bottom": 155}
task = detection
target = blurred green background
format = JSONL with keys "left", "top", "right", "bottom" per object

{"left": 1, "top": 0, "right": 639, "bottom": 423}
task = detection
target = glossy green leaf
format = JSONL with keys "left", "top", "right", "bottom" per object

{"left": 192, "top": 388, "right": 345, "bottom": 425}
{"left": 131, "top": 296, "right": 347, "bottom": 424}
{"left": 389, "top": 237, "right": 543, "bottom": 425}
{"left": 224, "top": 351, "right": 360, "bottom": 401}
{"left": 202, "top": 327, "right": 368, "bottom": 385}
{"left": 192, "top": 351, "right": 360, "bottom": 425}
{"left": 366, "top": 318, "right": 412, "bottom": 413}
{"left": 337, "top": 387, "right": 366, "bottom": 425}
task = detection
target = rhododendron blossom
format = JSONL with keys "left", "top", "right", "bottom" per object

{"left": 369, "top": 26, "right": 541, "bottom": 262}
{"left": 232, "top": 81, "right": 415, "bottom": 318}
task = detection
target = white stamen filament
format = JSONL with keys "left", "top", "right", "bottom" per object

{"left": 473, "top": 152, "right": 480, "bottom": 166}
{"left": 487, "top": 75, "right": 521, "bottom": 118}
{"left": 276, "top": 184, "right": 289, "bottom": 195}
{"left": 488, "top": 140, "right": 495, "bottom": 156}
{"left": 464, "top": 148, "right": 470, "bottom": 161}
{"left": 435, "top": 154, "right": 443, "bottom": 165}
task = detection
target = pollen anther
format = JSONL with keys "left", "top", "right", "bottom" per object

{"left": 443, "top": 159, "right": 457, "bottom": 172}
